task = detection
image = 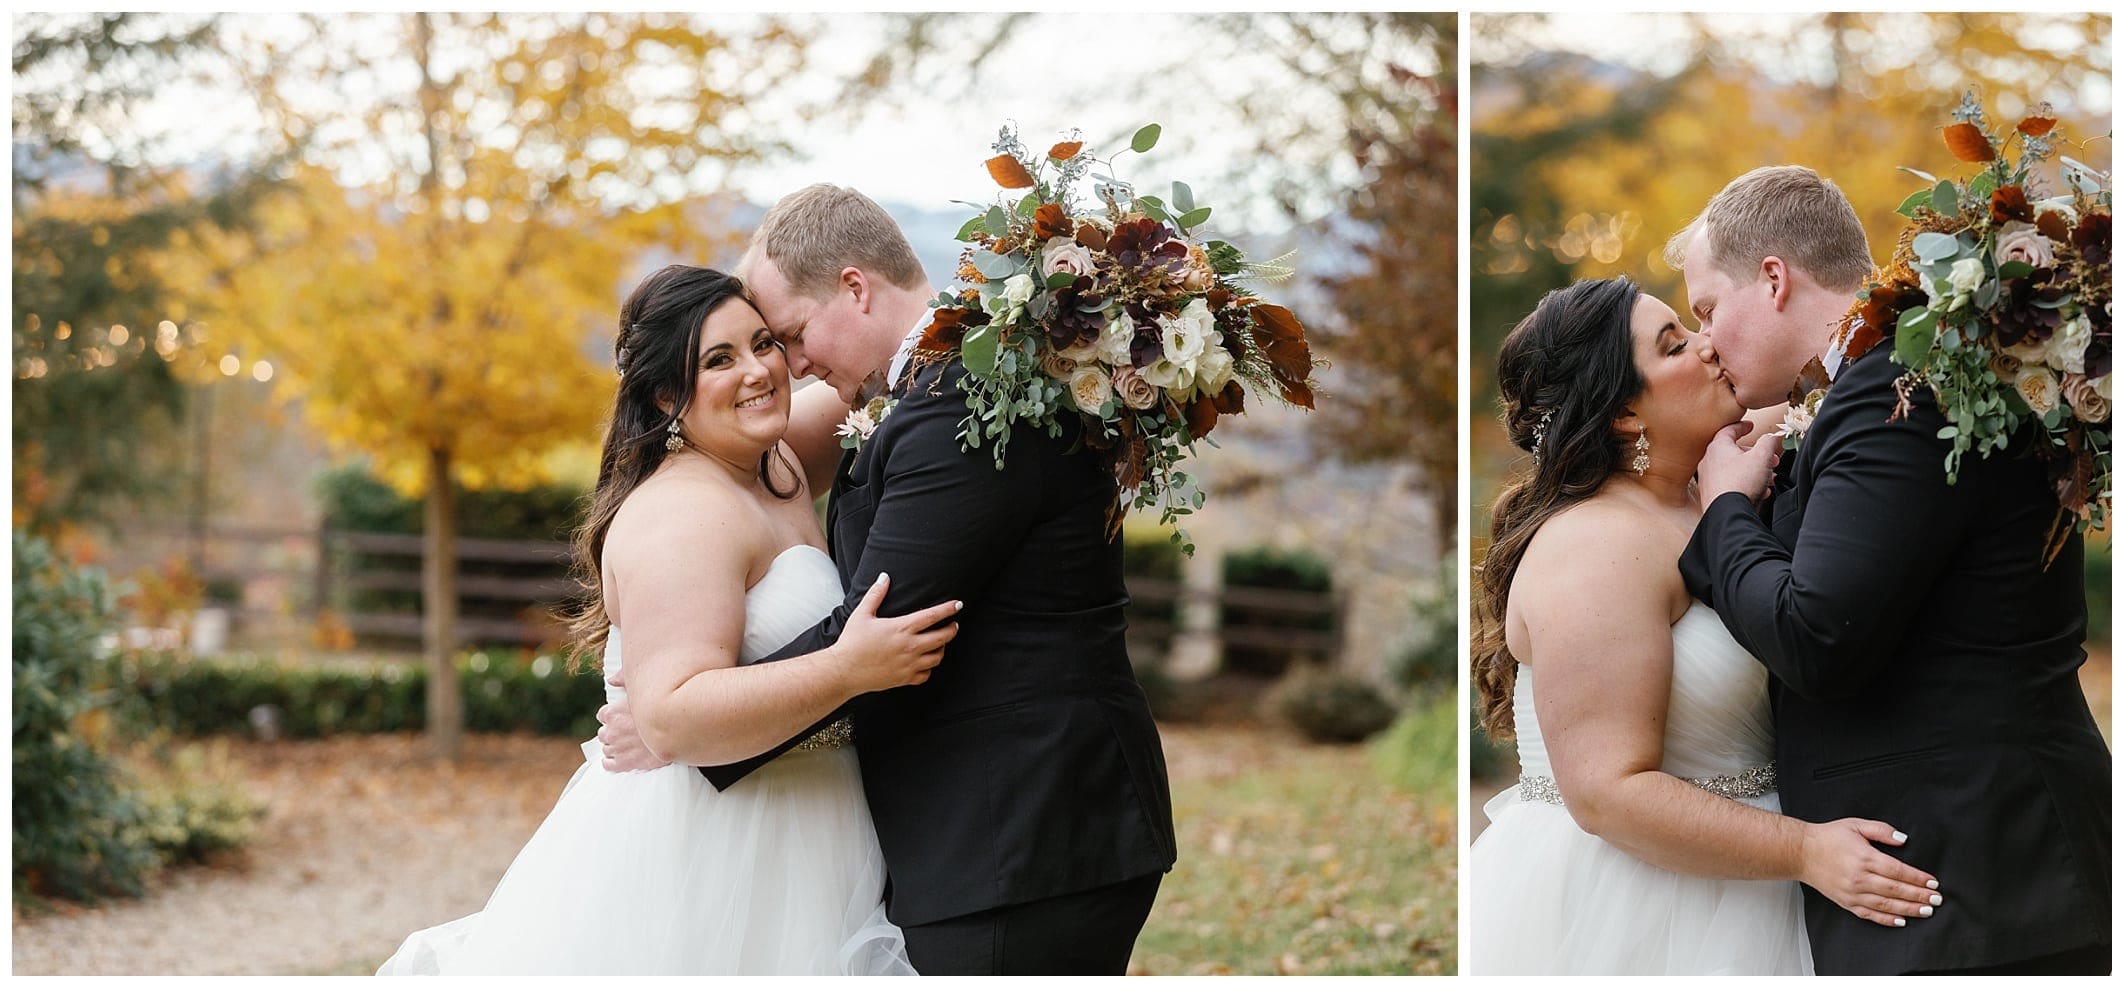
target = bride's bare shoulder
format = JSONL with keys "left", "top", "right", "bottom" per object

{"left": 1515, "top": 496, "right": 1672, "bottom": 598}
{"left": 603, "top": 467, "right": 766, "bottom": 572}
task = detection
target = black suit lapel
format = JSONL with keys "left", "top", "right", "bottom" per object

{"left": 825, "top": 447, "right": 857, "bottom": 566}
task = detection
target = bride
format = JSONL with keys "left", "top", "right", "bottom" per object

{"left": 1467, "top": 277, "right": 1944, "bottom": 975}
{"left": 378, "top": 265, "right": 962, "bottom": 975}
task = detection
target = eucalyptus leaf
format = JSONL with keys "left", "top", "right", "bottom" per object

{"left": 1015, "top": 194, "right": 1040, "bottom": 219}
{"left": 1976, "top": 277, "right": 1999, "bottom": 310}
{"left": 1131, "top": 123, "right": 1161, "bottom": 154}
{"left": 1913, "top": 232, "right": 1962, "bottom": 261}
{"left": 963, "top": 326, "right": 999, "bottom": 378}
{"left": 1895, "top": 306, "right": 1938, "bottom": 366}
{"left": 1931, "top": 180, "right": 1959, "bottom": 216}
{"left": 1896, "top": 188, "right": 1935, "bottom": 218}
{"left": 955, "top": 214, "right": 987, "bottom": 242}
{"left": 984, "top": 205, "right": 1009, "bottom": 236}
{"left": 1967, "top": 171, "right": 1998, "bottom": 199}
{"left": 1996, "top": 260, "right": 2034, "bottom": 280}
{"left": 1178, "top": 207, "right": 1212, "bottom": 229}
{"left": 1172, "top": 181, "right": 1195, "bottom": 214}
{"left": 1897, "top": 166, "right": 1940, "bottom": 185}
{"left": 1046, "top": 271, "right": 1077, "bottom": 289}
{"left": 972, "top": 250, "right": 1020, "bottom": 279}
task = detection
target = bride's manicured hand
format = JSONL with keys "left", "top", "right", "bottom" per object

{"left": 1697, "top": 421, "right": 1780, "bottom": 504}
{"left": 831, "top": 573, "right": 961, "bottom": 694}
{"left": 1799, "top": 818, "right": 1943, "bottom": 928}
{"left": 596, "top": 684, "right": 673, "bottom": 773}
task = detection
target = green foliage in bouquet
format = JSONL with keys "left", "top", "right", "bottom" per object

{"left": 1839, "top": 92, "right": 2111, "bottom": 563}
{"left": 916, "top": 123, "right": 1321, "bottom": 553}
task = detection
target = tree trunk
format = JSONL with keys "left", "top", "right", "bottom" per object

{"left": 422, "top": 445, "right": 462, "bottom": 760}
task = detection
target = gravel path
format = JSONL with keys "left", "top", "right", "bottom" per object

{"left": 13, "top": 734, "right": 586, "bottom": 975}
{"left": 11, "top": 724, "right": 1288, "bottom": 975}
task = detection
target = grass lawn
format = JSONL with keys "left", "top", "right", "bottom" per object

{"left": 1133, "top": 716, "right": 1457, "bottom": 975}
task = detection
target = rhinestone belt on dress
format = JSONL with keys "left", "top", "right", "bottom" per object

{"left": 795, "top": 717, "right": 855, "bottom": 751}
{"left": 1516, "top": 763, "right": 1776, "bottom": 805}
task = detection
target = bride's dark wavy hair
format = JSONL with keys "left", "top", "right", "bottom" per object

{"left": 1473, "top": 277, "right": 1645, "bottom": 741}
{"left": 567, "top": 265, "right": 799, "bottom": 660}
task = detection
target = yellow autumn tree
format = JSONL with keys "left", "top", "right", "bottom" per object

{"left": 1472, "top": 11, "right": 2111, "bottom": 511}
{"left": 160, "top": 13, "right": 805, "bottom": 757}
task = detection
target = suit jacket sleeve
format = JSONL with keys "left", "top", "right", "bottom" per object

{"left": 1679, "top": 361, "right": 1979, "bottom": 701}
{"left": 700, "top": 364, "right": 1056, "bottom": 789}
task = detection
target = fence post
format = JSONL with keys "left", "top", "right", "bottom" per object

{"left": 314, "top": 525, "right": 333, "bottom": 617}
{"left": 1169, "top": 545, "right": 1224, "bottom": 679}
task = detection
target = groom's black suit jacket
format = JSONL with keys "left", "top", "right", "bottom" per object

{"left": 1682, "top": 343, "right": 2111, "bottom": 974}
{"left": 700, "top": 359, "right": 1177, "bottom": 928}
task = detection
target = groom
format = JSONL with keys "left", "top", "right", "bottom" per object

{"left": 603, "top": 184, "right": 1175, "bottom": 974}
{"left": 1673, "top": 166, "right": 2112, "bottom": 974}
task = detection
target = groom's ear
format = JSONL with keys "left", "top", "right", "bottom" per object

{"left": 839, "top": 267, "right": 871, "bottom": 313}
{"left": 1760, "top": 256, "right": 1791, "bottom": 312}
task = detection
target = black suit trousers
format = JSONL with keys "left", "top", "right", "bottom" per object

{"left": 900, "top": 872, "right": 1162, "bottom": 975}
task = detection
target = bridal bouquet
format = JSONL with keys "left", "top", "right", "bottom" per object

{"left": 1836, "top": 91, "right": 2111, "bottom": 561}
{"left": 914, "top": 123, "right": 1319, "bottom": 550}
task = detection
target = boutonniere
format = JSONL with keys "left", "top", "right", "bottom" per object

{"left": 1776, "top": 356, "right": 1833, "bottom": 451}
{"left": 836, "top": 396, "right": 898, "bottom": 454}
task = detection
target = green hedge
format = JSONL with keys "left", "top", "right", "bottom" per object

{"left": 1222, "top": 546, "right": 1337, "bottom": 676}
{"left": 114, "top": 649, "right": 606, "bottom": 739}
{"left": 13, "top": 530, "right": 160, "bottom": 903}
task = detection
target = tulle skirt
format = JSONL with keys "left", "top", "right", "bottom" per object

{"left": 1466, "top": 787, "right": 1813, "bottom": 975}
{"left": 378, "top": 740, "right": 912, "bottom": 975}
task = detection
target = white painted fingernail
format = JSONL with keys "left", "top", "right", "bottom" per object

{"left": 1919, "top": 905, "right": 1934, "bottom": 918}
{"left": 1891, "top": 831, "right": 1907, "bottom": 843}
{"left": 1928, "top": 894, "right": 1941, "bottom": 906}
{"left": 1894, "top": 918, "right": 1907, "bottom": 928}
{"left": 1926, "top": 880, "right": 1938, "bottom": 890}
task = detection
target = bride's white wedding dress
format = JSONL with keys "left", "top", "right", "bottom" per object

{"left": 377, "top": 545, "right": 912, "bottom": 975}
{"left": 1468, "top": 602, "right": 1813, "bottom": 975}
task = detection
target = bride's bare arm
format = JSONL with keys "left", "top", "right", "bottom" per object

{"left": 1517, "top": 505, "right": 1940, "bottom": 928}
{"left": 784, "top": 381, "right": 853, "bottom": 496}
{"left": 605, "top": 482, "right": 957, "bottom": 766}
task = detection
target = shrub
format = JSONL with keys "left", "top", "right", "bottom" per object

{"left": 124, "top": 741, "right": 264, "bottom": 866}
{"left": 115, "top": 648, "right": 605, "bottom": 739}
{"left": 12, "top": 530, "right": 158, "bottom": 903}
{"left": 1270, "top": 666, "right": 1397, "bottom": 744}
{"left": 1390, "top": 556, "right": 1457, "bottom": 694}
{"left": 1370, "top": 691, "right": 1457, "bottom": 796}
{"left": 1222, "top": 545, "right": 1337, "bottom": 676}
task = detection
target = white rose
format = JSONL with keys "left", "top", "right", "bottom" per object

{"left": 2046, "top": 313, "right": 2092, "bottom": 375}
{"left": 1947, "top": 256, "right": 1985, "bottom": 299}
{"left": 1158, "top": 298, "right": 1216, "bottom": 368}
{"left": 1068, "top": 364, "right": 1113, "bottom": 413}
{"left": 2016, "top": 366, "right": 2062, "bottom": 416}
{"left": 1039, "top": 237, "right": 1095, "bottom": 280}
{"left": 1196, "top": 337, "right": 1236, "bottom": 394}
{"left": 1095, "top": 313, "right": 1135, "bottom": 366}
{"left": 1002, "top": 273, "right": 1037, "bottom": 308}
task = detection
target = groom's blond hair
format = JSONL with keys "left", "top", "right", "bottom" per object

{"left": 742, "top": 184, "right": 926, "bottom": 298}
{"left": 1664, "top": 165, "right": 1873, "bottom": 292}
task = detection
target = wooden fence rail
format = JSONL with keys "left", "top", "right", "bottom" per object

{"left": 111, "top": 519, "right": 1344, "bottom": 663}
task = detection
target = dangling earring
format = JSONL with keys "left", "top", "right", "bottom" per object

{"left": 1631, "top": 426, "right": 1651, "bottom": 475}
{"left": 665, "top": 418, "right": 685, "bottom": 452}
